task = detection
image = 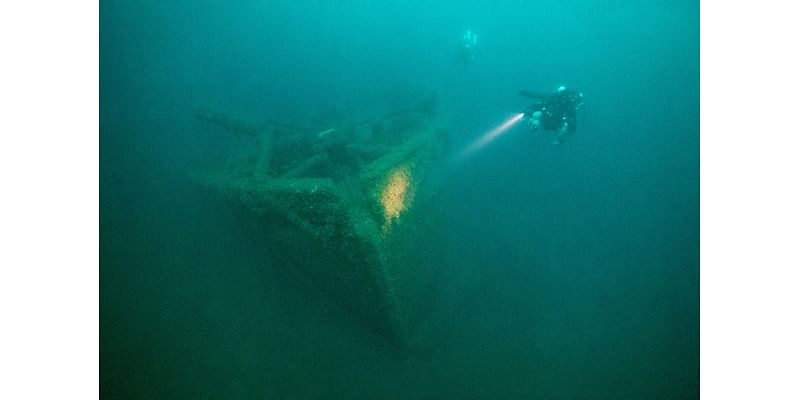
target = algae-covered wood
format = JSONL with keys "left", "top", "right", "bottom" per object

{"left": 194, "top": 97, "right": 447, "bottom": 341}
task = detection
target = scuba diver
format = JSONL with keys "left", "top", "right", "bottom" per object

{"left": 520, "top": 86, "right": 584, "bottom": 144}
{"left": 459, "top": 30, "right": 477, "bottom": 64}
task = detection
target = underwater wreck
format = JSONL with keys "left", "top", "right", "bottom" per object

{"left": 193, "top": 95, "right": 448, "bottom": 342}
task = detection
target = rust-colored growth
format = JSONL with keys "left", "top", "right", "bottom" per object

{"left": 380, "top": 166, "right": 412, "bottom": 231}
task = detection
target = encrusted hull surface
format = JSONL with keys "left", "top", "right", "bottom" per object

{"left": 195, "top": 100, "right": 447, "bottom": 341}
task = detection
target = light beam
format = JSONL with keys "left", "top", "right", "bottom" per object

{"left": 458, "top": 112, "right": 525, "bottom": 160}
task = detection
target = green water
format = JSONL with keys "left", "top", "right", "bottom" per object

{"left": 101, "top": 0, "right": 699, "bottom": 398}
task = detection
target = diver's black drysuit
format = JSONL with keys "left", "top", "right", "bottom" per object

{"left": 520, "top": 89, "right": 583, "bottom": 134}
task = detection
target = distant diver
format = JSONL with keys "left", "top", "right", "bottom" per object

{"left": 459, "top": 29, "right": 477, "bottom": 64}
{"left": 520, "top": 86, "right": 584, "bottom": 144}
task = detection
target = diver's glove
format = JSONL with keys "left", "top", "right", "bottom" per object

{"left": 525, "top": 110, "right": 543, "bottom": 131}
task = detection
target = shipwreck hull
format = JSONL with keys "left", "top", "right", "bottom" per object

{"left": 195, "top": 99, "right": 448, "bottom": 341}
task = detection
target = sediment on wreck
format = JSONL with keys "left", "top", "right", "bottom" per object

{"left": 193, "top": 95, "right": 448, "bottom": 342}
